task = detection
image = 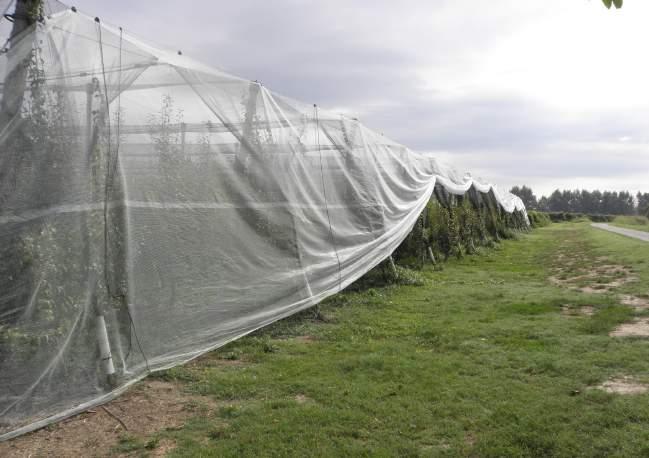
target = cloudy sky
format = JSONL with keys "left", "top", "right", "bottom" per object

{"left": 73, "top": 0, "right": 648, "bottom": 196}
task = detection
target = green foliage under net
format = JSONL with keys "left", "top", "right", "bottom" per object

{"left": 527, "top": 211, "right": 551, "bottom": 228}
{"left": 361, "top": 190, "right": 529, "bottom": 288}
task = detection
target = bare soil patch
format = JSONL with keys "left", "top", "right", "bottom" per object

{"left": 620, "top": 295, "right": 649, "bottom": 311}
{"left": 294, "top": 335, "right": 317, "bottom": 343}
{"left": 610, "top": 318, "right": 649, "bottom": 338}
{"left": 0, "top": 380, "right": 219, "bottom": 457}
{"left": 272, "top": 334, "right": 317, "bottom": 344}
{"left": 595, "top": 376, "right": 649, "bottom": 395}
{"left": 150, "top": 438, "right": 177, "bottom": 458}
{"left": 549, "top": 256, "right": 636, "bottom": 294}
{"left": 294, "top": 394, "right": 311, "bottom": 404}
{"left": 189, "top": 356, "right": 246, "bottom": 368}
{"left": 551, "top": 252, "right": 649, "bottom": 338}
{"left": 561, "top": 305, "right": 595, "bottom": 317}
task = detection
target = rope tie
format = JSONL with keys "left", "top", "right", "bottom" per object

{"left": 315, "top": 104, "right": 343, "bottom": 292}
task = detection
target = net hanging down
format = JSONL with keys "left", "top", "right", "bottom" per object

{"left": 0, "top": 3, "right": 528, "bottom": 440}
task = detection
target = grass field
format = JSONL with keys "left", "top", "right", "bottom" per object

{"left": 4, "top": 222, "right": 649, "bottom": 457}
{"left": 134, "top": 222, "right": 649, "bottom": 457}
{"left": 611, "top": 215, "right": 649, "bottom": 233}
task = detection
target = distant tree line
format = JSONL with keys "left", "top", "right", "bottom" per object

{"left": 510, "top": 186, "right": 649, "bottom": 217}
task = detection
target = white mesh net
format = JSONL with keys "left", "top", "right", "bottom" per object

{"left": 0, "top": 4, "right": 527, "bottom": 440}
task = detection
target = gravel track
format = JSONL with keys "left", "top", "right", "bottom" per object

{"left": 591, "top": 223, "right": 649, "bottom": 242}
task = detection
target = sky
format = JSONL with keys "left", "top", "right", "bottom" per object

{"left": 70, "top": 0, "right": 648, "bottom": 197}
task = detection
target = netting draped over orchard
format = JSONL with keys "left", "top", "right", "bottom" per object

{"left": 0, "top": 4, "right": 527, "bottom": 440}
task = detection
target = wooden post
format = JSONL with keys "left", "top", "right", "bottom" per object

{"left": 83, "top": 71, "right": 121, "bottom": 386}
{"left": 427, "top": 246, "right": 437, "bottom": 264}
{"left": 388, "top": 255, "right": 398, "bottom": 279}
{"left": 180, "top": 122, "right": 186, "bottom": 156}
{"left": 85, "top": 82, "right": 94, "bottom": 150}
{"left": 236, "top": 81, "right": 261, "bottom": 175}
{"left": 241, "top": 83, "right": 314, "bottom": 299}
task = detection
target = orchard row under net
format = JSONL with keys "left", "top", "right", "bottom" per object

{"left": 0, "top": 1, "right": 527, "bottom": 440}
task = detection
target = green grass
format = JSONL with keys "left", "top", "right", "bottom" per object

{"left": 123, "top": 222, "right": 649, "bottom": 457}
{"left": 610, "top": 215, "right": 649, "bottom": 233}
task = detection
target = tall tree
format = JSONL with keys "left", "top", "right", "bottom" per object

{"left": 509, "top": 185, "right": 538, "bottom": 210}
{"left": 537, "top": 196, "right": 549, "bottom": 212}
{"left": 548, "top": 190, "right": 569, "bottom": 212}
{"left": 542, "top": 188, "right": 645, "bottom": 215}
{"left": 637, "top": 192, "right": 649, "bottom": 217}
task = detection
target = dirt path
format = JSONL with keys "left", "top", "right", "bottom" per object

{"left": 0, "top": 378, "right": 222, "bottom": 457}
{"left": 591, "top": 223, "right": 649, "bottom": 242}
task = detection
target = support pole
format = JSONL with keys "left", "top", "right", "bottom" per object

{"left": 86, "top": 76, "right": 119, "bottom": 386}
{"left": 96, "top": 314, "right": 116, "bottom": 382}
{"left": 468, "top": 238, "right": 477, "bottom": 254}
{"left": 427, "top": 246, "right": 437, "bottom": 264}
{"left": 109, "top": 306, "right": 128, "bottom": 374}
{"left": 388, "top": 255, "right": 398, "bottom": 279}
{"left": 180, "top": 122, "right": 186, "bottom": 156}
{"left": 85, "top": 82, "right": 93, "bottom": 150}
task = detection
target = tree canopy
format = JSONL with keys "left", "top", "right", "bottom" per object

{"left": 511, "top": 186, "right": 648, "bottom": 216}
{"left": 602, "top": 0, "right": 623, "bottom": 9}
{"left": 509, "top": 186, "right": 538, "bottom": 211}
{"left": 537, "top": 189, "right": 647, "bottom": 215}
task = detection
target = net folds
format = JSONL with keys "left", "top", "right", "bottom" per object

{"left": 0, "top": 7, "right": 527, "bottom": 440}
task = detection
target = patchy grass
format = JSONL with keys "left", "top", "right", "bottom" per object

{"left": 3, "top": 222, "right": 649, "bottom": 457}
{"left": 149, "top": 222, "right": 649, "bottom": 457}
{"left": 611, "top": 215, "right": 649, "bottom": 233}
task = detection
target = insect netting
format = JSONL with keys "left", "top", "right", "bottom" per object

{"left": 0, "top": 3, "right": 527, "bottom": 440}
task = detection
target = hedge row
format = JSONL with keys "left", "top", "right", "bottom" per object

{"left": 351, "top": 187, "right": 530, "bottom": 289}
{"left": 546, "top": 212, "right": 614, "bottom": 223}
{"left": 528, "top": 211, "right": 551, "bottom": 228}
